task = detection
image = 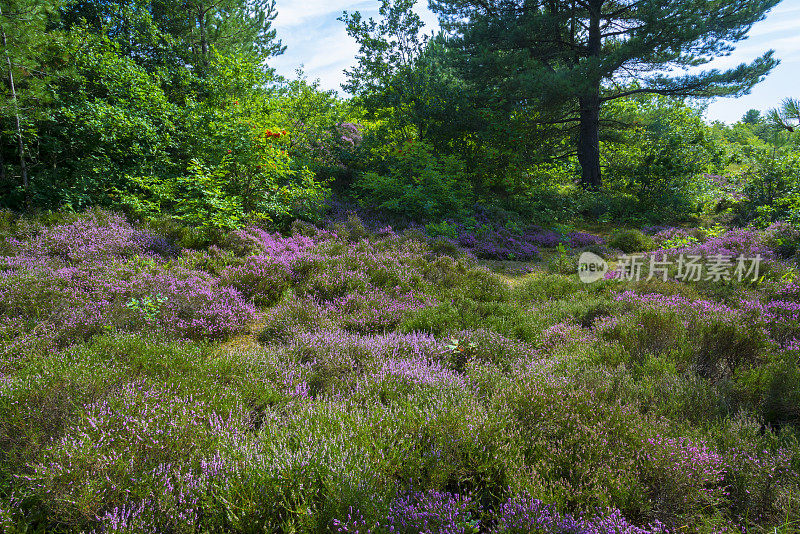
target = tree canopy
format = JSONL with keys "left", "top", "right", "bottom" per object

{"left": 429, "top": 0, "right": 781, "bottom": 188}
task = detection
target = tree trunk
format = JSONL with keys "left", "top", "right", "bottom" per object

{"left": 577, "top": 0, "right": 603, "bottom": 190}
{"left": 0, "top": 8, "right": 29, "bottom": 207}
{"left": 577, "top": 93, "right": 601, "bottom": 190}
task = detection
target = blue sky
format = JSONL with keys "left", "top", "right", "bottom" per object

{"left": 269, "top": 0, "right": 800, "bottom": 124}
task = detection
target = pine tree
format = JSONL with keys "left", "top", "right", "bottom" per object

{"left": 430, "top": 0, "right": 781, "bottom": 188}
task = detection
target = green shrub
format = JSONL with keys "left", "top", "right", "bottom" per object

{"left": 512, "top": 273, "right": 613, "bottom": 303}
{"left": 695, "top": 320, "right": 766, "bottom": 382}
{"left": 616, "top": 308, "right": 691, "bottom": 364}
{"left": 736, "top": 356, "right": 800, "bottom": 428}
{"left": 425, "top": 220, "right": 459, "bottom": 240}
{"left": 331, "top": 211, "right": 370, "bottom": 242}
{"left": 608, "top": 229, "right": 655, "bottom": 253}
{"left": 257, "top": 297, "right": 333, "bottom": 344}
{"left": 355, "top": 140, "right": 471, "bottom": 220}
{"left": 546, "top": 243, "right": 579, "bottom": 274}
{"left": 428, "top": 236, "right": 462, "bottom": 258}
{"left": 400, "top": 299, "right": 537, "bottom": 341}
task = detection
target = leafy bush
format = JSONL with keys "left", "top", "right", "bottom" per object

{"left": 609, "top": 229, "right": 656, "bottom": 253}
{"left": 355, "top": 140, "right": 471, "bottom": 220}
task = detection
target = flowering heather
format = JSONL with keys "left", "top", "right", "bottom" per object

{"left": 643, "top": 435, "right": 726, "bottom": 508}
{"left": 219, "top": 255, "right": 292, "bottom": 305}
{"left": 491, "top": 494, "right": 666, "bottom": 534}
{"left": 456, "top": 226, "right": 550, "bottom": 260}
{"left": 336, "top": 491, "right": 665, "bottom": 534}
{"left": 0, "top": 212, "right": 255, "bottom": 347}
{"left": 334, "top": 490, "right": 477, "bottom": 534}
{"left": 283, "top": 329, "right": 444, "bottom": 364}
{"left": 612, "top": 289, "right": 800, "bottom": 348}
{"left": 3, "top": 210, "right": 800, "bottom": 533}
{"left": 451, "top": 224, "right": 607, "bottom": 261}
{"left": 386, "top": 490, "right": 477, "bottom": 533}
{"left": 651, "top": 228, "right": 699, "bottom": 248}
{"left": 473, "top": 238, "right": 540, "bottom": 261}
{"left": 539, "top": 321, "right": 599, "bottom": 351}
{"left": 642, "top": 225, "right": 675, "bottom": 236}
{"left": 23, "top": 381, "right": 246, "bottom": 527}
{"left": 612, "top": 291, "right": 742, "bottom": 322}
{"left": 370, "top": 356, "right": 467, "bottom": 390}
{"left": 650, "top": 227, "right": 772, "bottom": 259}
{"left": 226, "top": 225, "right": 324, "bottom": 258}
{"left": 568, "top": 231, "right": 606, "bottom": 248}
{"left": 322, "top": 289, "right": 436, "bottom": 334}
{"left": 0, "top": 262, "right": 256, "bottom": 343}
{"left": 10, "top": 210, "right": 159, "bottom": 263}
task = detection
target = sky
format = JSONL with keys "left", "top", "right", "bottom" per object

{"left": 269, "top": 0, "right": 800, "bottom": 124}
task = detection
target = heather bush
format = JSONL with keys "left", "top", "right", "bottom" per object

{"left": 616, "top": 308, "right": 691, "bottom": 363}
{"left": 568, "top": 231, "right": 606, "bottom": 248}
{"left": 178, "top": 246, "right": 239, "bottom": 276}
{"left": 2, "top": 210, "right": 800, "bottom": 533}
{"left": 695, "top": 320, "right": 766, "bottom": 381}
{"left": 546, "top": 243, "right": 580, "bottom": 274}
{"left": 640, "top": 435, "right": 726, "bottom": 517}
{"left": 500, "top": 370, "right": 654, "bottom": 516}
{"left": 427, "top": 236, "right": 462, "bottom": 258}
{"left": 0, "top": 262, "right": 256, "bottom": 343}
{"left": 219, "top": 255, "right": 292, "bottom": 306}
{"left": 400, "top": 299, "right": 538, "bottom": 342}
{"left": 257, "top": 296, "right": 333, "bottom": 344}
{"left": 512, "top": 273, "right": 613, "bottom": 303}
{"left": 11, "top": 209, "right": 152, "bottom": 263}
{"left": 735, "top": 356, "right": 800, "bottom": 428}
{"left": 490, "top": 493, "right": 666, "bottom": 534}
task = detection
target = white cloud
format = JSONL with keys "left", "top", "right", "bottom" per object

{"left": 274, "top": 0, "right": 373, "bottom": 28}
{"left": 272, "top": 0, "right": 439, "bottom": 93}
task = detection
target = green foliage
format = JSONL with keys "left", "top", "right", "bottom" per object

{"left": 126, "top": 294, "right": 168, "bottom": 322}
{"left": 0, "top": 0, "right": 336, "bottom": 239}
{"left": 608, "top": 229, "right": 655, "bottom": 253}
{"left": 430, "top": 0, "right": 779, "bottom": 188}
{"left": 737, "top": 356, "right": 800, "bottom": 428}
{"left": 425, "top": 220, "right": 459, "bottom": 240}
{"left": 355, "top": 139, "right": 471, "bottom": 220}
{"left": 546, "top": 243, "right": 576, "bottom": 275}
{"left": 601, "top": 96, "right": 721, "bottom": 220}
{"left": 737, "top": 152, "right": 800, "bottom": 226}
{"left": 340, "top": 0, "right": 430, "bottom": 136}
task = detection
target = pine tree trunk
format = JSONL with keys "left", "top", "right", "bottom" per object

{"left": 578, "top": 93, "right": 601, "bottom": 190}
{"left": 577, "top": 0, "right": 603, "bottom": 190}
{"left": 0, "top": 8, "right": 29, "bottom": 208}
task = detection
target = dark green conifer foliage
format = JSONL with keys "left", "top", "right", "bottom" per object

{"left": 429, "top": 0, "right": 781, "bottom": 188}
